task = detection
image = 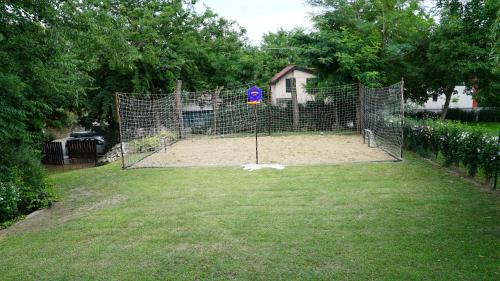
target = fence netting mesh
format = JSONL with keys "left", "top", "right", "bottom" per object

{"left": 117, "top": 82, "right": 403, "bottom": 168}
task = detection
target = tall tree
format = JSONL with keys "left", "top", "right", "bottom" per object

{"left": 428, "top": 0, "right": 499, "bottom": 118}
{"left": 0, "top": 0, "right": 255, "bottom": 222}
{"left": 0, "top": 0, "right": 90, "bottom": 219}
{"left": 459, "top": 0, "right": 499, "bottom": 107}
{"left": 254, "top": 29, "right": 307, "bottom": 86}
{"left": 62, "top": 0, "right": 254, "bottom": 143}
{"left": 426, "top": 0, "right": 467, "bottom": 119}
{"left": 306, "top": 0, "right": 433, "bottom": 92}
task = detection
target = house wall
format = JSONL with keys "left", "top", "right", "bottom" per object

{"left": 415, "top": 86, "right": 475, "bottom": 110}
{"left": 270, "top": 70, "right": 316, "bottom": 105}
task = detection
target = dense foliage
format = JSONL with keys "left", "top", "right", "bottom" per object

{"left": 70, "top": 0, "right": 256, "bottom": 147}
{"left": 405, "top": 118, "right": 499, "bottom": 184}
{"left": 1, "top": 0, "right": 498, "bottom": 223}
{"left": 265, "top": 0, "right": 499, "bottom": 113}
{"left": 304, "top": 0, "right": 432, "bottom": 90}
{"left": 425, "top": 0, "right": 500, "bottom": 118}
{"left": 0, "top": 0, "right": 80, "bottom": 224}
{"left": 0, "top": 0, "right": 255, "bottom": 224}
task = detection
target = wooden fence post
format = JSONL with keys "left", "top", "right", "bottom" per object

{"left": 212, "top": 86, "right": 222, "bottom": 135}
{"left": 267, "top": 83, "right": 272, "bottom": 136}
{"left": 174, "top": 80, "right": 184, "bottom": 139}
{"left": 291, "top": 77, "right": 300, "bottom": 131}
{"left": 115, "top": 93, "right": 125, "bottom": 169}
{"left": 358, "top": 82, "right": 364, "bottom": 134}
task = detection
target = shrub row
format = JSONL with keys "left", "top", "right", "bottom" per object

{"left": 404, "top": 118, "right": 499, "bottom": 183}
{"left": 407, "top": 108, "right": 500, "bottom": 122}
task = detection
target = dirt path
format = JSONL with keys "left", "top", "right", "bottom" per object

{"left": 0, "top": 188, "right": 124, "bottom": 238}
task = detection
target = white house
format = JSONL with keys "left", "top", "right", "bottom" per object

{"left": 412, "top": 86, "right": 478, "bottom": 111}
{"left": 270, "top": 65, "right": 316, "bottom": 106}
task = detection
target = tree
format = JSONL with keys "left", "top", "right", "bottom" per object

{"left": 428, "top": 0, "right": 499, "bottom": 118}
{"left": 426, "top": 1, "right": 467, "bottom": 119}
{"left": 305, "top": 0, "right": 498, "bottom": 114}
{"left": 62, "top": 0, "right": 254, "bottom": 144}
{"left": 0, "top": 0, "right": 90, "bottom": 221}
{"left": 0, "top": 0, "right": 254, "bottom": 223}
{"left": 459, "top": 0, "right": 499, "bottom": 107}
{"left": 254, "top": 29, "right": 307, "bottom": 86}
{"left": 304, "top": 0, "right": 433, "bottom": 93}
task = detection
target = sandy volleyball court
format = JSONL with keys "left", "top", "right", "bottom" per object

{"left": 133, "top": 134, "right": 395, "bottom": 168}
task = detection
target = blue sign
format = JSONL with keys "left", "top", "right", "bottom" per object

{"left": 247, "top": 86, "right": 262, "bottom": 105}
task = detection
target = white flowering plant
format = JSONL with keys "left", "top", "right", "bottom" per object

{"left": 405, "top": 118, "right": 499, "bottom": 183}
{"left": 0, "top": 182, "right": 20, "bottom": 222}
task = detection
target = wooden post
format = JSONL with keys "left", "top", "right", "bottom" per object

{"left": 356, "top": 83, "right": 361, "bottom": 133}
{"left": 115, "top": 93, "right": 125, "bottom": 169}
{"left": 153, "top": 95, "right": 161, "bottom": 135}
{"left": 212, "top": 86, "right": 222, "bottom": 135}
{"left": 333, "top": 99, "right": 339, "bottom": 130}
{"left": 267, "top": 83, "right": 272, "bottom": 136}
{"left": 400, "top": 77, "right": 405, "bottom": 159}
{"left": 291, "top": 77, "right": 299, "bottom": 131}
{"left": 174, "top": 80, "right": 184, "bottom": 139}
{"left": 358, "top": 82, "right": 365, "bottom": 134}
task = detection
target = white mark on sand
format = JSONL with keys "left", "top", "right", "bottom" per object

{"left": 242, "top": 164, "right": 285, "bottom": 171}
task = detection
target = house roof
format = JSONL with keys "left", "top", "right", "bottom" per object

{"left": 270, "top": 65, "right": 315, "bottom": 84}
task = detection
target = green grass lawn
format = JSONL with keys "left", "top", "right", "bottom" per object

{"left": 462, "top": 121, "right": 500, "bottom": 135}
{"left": 0, "top": 154, "right": 498, "bottom": 280}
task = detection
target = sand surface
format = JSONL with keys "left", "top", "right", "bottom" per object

{"left": 134, "top": 134, "right": 394, "bottom": 168}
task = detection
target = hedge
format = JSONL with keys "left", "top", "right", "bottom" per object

{"left": 407, "top": 108, "right": 500, "bottom": 122}
{"left": 404, "top": 118, "right": 499, "bottom": 184}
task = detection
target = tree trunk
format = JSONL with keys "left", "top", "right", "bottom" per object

{"left": 267, "top": 83, "right": 272, "bottom": 136}
{"left": 212, "top": 86, "right": 223, "bottom": 135}
{"left": 441, "top": 88, "right": 453, "bottom": 120}
{"left": 174, "top": 80, "right": 184, "bottom": 139}
{"left": 357, "top": 82, "right": 363, "bottom": 133}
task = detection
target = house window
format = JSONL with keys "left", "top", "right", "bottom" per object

{"left": 432, "top": 94, "right": 438, "bottom": 102}
{"left": 285, "top": 78, "right": 295, "bottom": 93}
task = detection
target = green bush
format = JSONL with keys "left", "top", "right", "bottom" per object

{"left": 478, "top": 135, "right": 499, "bottom": 180}
{"left": 0, "top": 143, "right": 52, "bottom": 225}
{"left": 129, "top": 131, "right": 177, "bottom": 153}
{"left": 405, "top": 118, "right": 499, "bottom": 183}
{"left": 461, "top": 130, "right": 483, "bottom": 177}
{"left": 0, "top": 182, "right": 20, "bottom": 222}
